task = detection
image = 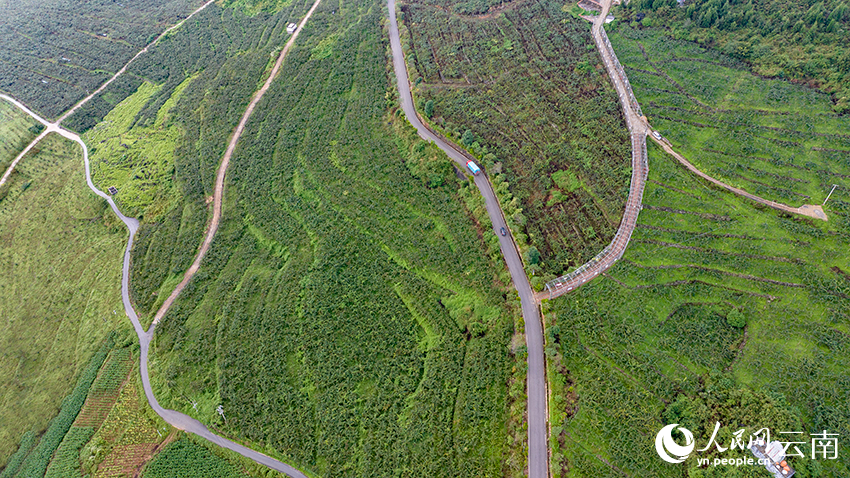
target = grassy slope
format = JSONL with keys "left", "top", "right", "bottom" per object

{"left": 609, "top": 24, "right": 850, "bottom": 207}
{"left": 0, "top": 100, "right": 41, "bottom": 173}
{"left": 0, "top": 133, "right": 130, "bottom": 467}
{"left": 546, "top": 31, "right": 850, "bottom": 476}
{"left": 144, "top": 0, "right": 517, "bottom": 476}
{"left": 66, "top": 2, "right": 317, "bottom": 324}
{"left": 400, "top": 0, "right": 631, "bottom": 281}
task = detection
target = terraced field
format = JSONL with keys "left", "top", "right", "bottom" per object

{"left": 546, "top": 141, "right": 850, "bottom": 477}
{"left": 609, "top": 25, "right": 850, "bottom": 207}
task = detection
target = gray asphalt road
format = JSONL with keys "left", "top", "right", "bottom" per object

{"left": 386, "top": 2, "right": 549, "bottom": 477}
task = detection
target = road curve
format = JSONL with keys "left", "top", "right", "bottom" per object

{"left": 1, "top": 4, "right": 326, "bottom": 476}
{"left": 386, "top": 2, "right": 549, "bottom": 477}
{"left": 541, "top": 0, "right": 649, "bottom": 301}
{"left": 1, "top": 0, "right": 216, "bottom": 184}
{"left": 0, "top": 96, "right": 310, "bottom": 478}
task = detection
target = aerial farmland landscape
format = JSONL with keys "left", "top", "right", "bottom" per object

{"left": 0, "top": 0, "right": 847, "bottom": 476}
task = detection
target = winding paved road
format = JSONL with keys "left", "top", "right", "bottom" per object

{"left": 387, "top": 2, "right": 549, "bottom": 477}
{"left": 0, "top": 0, "right": 322, "bottom": 473}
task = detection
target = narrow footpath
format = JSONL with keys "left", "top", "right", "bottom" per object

{"left": 649, "top": 134, "right": 828, "bottom": 221}
{"left": 386, "top": 2, "right": 549, "bottom": 477}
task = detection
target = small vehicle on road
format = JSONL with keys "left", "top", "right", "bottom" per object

{"left": 466, "top": 160, "right": 481, "bottom": 176}
{"left": 499, "top": 227, "right": 507, "bottom": 236}
{"left": 652, "top": 131, "right": 662, "bottom": 140}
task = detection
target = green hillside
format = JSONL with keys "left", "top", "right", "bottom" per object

{"left": 399, "top": 0, "right": 631, "bottom": 282}
{"left": 0, "top": 0, "right": 206, "bottom": 118}
{"left": 0, "top": 133, "right": 129, "bottom": 467}
{"left": 616, "top": 0, "right": 850, "bottom": 113}
{"left": 546, "top": 29, "right": 850, "bottom": 476}
{"left": 0, "top": 99, "right": 42, "bottom": 173}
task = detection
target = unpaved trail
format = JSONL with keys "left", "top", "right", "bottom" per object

{"left": 0, "top": 1, "right": 324, "bottom": 475}
{"left": 57, "top": 0, "right": 217, "bottom": 124}
{"left": 648, "top": 129, "right": 828, "bottom": 221}
{"left": 150, "top": 0, "right": 323, "bottom": 327}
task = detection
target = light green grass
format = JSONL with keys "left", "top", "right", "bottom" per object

{"left": 0, "top": 133, "right": 129, "bottom": 467}
{"left": 546, "top": 142, "right": 850, "bottom": 477}
{"left": 610, "top": 25, "right": 850, "bottom": 208}
{"left": 84, "top": 78, "right": 191, "bottom": 221}
{"left": 0, "top": 99, "right": 42, "bottom": 173}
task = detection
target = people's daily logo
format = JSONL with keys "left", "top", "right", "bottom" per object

{"left": 655, "top": 424, "right": 695, "bottom": 464}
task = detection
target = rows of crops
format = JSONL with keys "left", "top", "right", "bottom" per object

{"left": 141, "top": 439, "right": 247, "bottom": 478}
{"left": 0, "top": 337, "right": 113, "bottom": 478}
{"left": 546, "top": 136, "right": 850, "bottom": 476}
{"left": 608, "top": 25, "right": 850, "bottom": 210}
{"left": 135, "top": 0, "right": 523, "bottom": 475}
{"left": 399, "top": 0, "right": 631, "bottom": 282}
{"left": 0, "top": 0, "right": 207, "bottom": 118}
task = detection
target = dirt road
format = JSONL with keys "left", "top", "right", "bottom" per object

{"left": 149, "top": 0, "right": 323, "bottom": 328}
{"left": 0, "top": 1, "right": 322, "bottom": 474}
{"left": 649, "top": 134, "right": 828, "bottom": 221}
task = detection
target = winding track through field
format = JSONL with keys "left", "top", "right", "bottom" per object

{"left": 542, "top": 0, "right": 827, "bottom": 301}
{"left": 648, "top": 130, "right": 828, "bottom": 221}
{"left": 0, "top": 0, "right": 324, "bottom": 474}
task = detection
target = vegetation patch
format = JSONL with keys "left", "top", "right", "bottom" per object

{"left": 0, "top": 133, "right": 128, "bottom": 467}
{"left": 138, "top": 0, "right": 522, "bottom": 475}
{"left": 615, "top": 0, "right": 850, "bottom": 113}
{"left": 0, "top": 0, "right": 207, "bottom": 118}
{"left": 608, "top": 25, "right": 850, "bottom": 208}
{"left": 399, "top": 0, "right": 631, "bottom": 280}
{"left": 141, "top": 439, "right": 247, "bottom": 477}
{"left": 546, "top": 141, "right": 849, "bottom": 477}
{"left": 0, "top": 99, "right": 42, "bottom": 173}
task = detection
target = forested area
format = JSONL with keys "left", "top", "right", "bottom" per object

{"left": 399, "top": 0, "right": 631, "bottom": 282}
{"left": 135, "top": 0, "right": 521, "bottom": 475}
{"left": 546, "top": 140, "right": 849, "bottom": 476}
{"left": 0, "top": 0, "right": 206, "bottom": 119}
{"left": 65, "top": 1, "right": 316, "bottom": 318}
{"left": 615, "top": 0, "right": 850, "bottom": 113}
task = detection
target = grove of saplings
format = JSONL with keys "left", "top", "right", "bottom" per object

{"left": 401, "top": 0, "right": 632, "bottom": 280}
{"left": 0, "top": 0, "right": 210, "bottom": 119}
{"left": 71, "top": 0, "right": 520, "bottom": 476}
{"left": 619, "top": 0, "right": 850, "bottom": 113}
